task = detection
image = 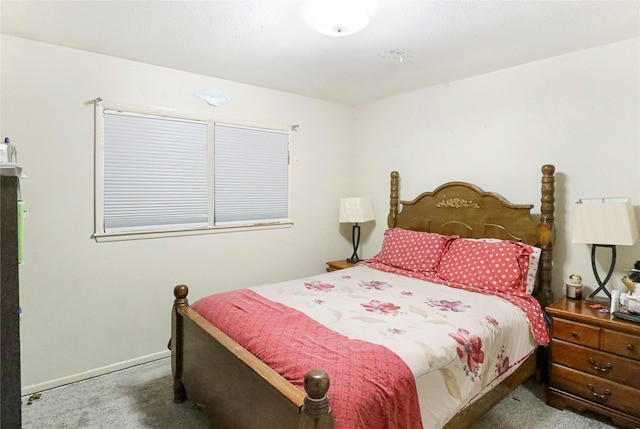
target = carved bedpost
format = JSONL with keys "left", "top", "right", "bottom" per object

{"left": 171, "top": 285, "right": 189, "bottom": 403}
{"left": 536, "top": 165, "right": 556, "bottom": 308}
{"left": 300, "top": 369, "right": 334, "bottom": 429}
{"left": 388, "top": 171, "right": 399, "bottom": 228}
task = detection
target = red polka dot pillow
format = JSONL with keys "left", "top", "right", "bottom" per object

{"left": 470, "top": 239, "right": 541, "bottom": 294}
{"left": 369, "top": 228, "right": 455, "bottom": 274}
{"left": 436, "top": 238, "right": 534, "bottom": 292}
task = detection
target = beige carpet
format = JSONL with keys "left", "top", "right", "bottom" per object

{"left": 22, "top": 358, "right": 617, "bottom": 428}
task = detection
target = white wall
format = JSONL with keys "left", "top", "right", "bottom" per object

{"left": 1, "top": 35, "right": 355, "bottom": 393}
{"left": 353, "top": 38, "right": 640, "bottom": 301}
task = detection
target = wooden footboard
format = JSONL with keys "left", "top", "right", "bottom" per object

{"left": 170, "top": 285, "right": 334, "bottom": 429}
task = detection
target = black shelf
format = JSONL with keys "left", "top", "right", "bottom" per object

{"left": 1, "top": 171, "right": 22, "bottom": 428}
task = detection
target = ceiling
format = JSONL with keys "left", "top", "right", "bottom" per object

{"left": 2, "top": 1, "right": 639, "bottom": 106}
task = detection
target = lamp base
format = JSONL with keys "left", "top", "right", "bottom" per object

{"left": 583, "top": 244, "right": 616, "bottom": 307}
{"left": 347, "top": 223, "right": 362, "bottom": 265}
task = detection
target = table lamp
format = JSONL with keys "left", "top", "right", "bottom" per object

{"left": 339, "top": 196, "right": 375, "bottom": 263}
{"left": 572, "top": 197, "right": 639, "bottom": 300}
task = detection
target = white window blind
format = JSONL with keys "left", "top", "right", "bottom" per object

{"left": 96, "top": 102, "right": 291, "bottom": 238}
{"left": 214, "top": 124, "right": 289, "bottom": 225}
{"left": 103, "top": 112, "right": 209, "bottom": 232}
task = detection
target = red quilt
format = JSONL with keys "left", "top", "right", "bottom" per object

{"left": 192, "top": 289, "right": 423, "bottom": 429}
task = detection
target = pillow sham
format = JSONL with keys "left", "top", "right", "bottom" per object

{"left": 472, "top": 238, "right": 541, "bottom": 294}
{"left": 436, "top": 238, "right": 534, "bottom": 293}
{"left": 524, "top": 245, "right": 541, "bottom": 294}
{"left": 369, "top": 228, "right": 455, "bottom": 274}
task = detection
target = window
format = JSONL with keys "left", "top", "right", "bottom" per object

{"left": 214, "top": 124, "right": 289, "bottom": 225}
{"left": 94, "top": 100, "right": 290, "bottom": 240}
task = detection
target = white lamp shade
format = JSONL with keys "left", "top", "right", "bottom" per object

{"left": 572, "top": 198, "right": 639, "bottom": 245}
{"left": 339, "top": 197, "right": 375, "bottom": 223}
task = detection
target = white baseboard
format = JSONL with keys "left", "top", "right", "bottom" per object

{"left": 21, "top": 350, "right": 170, "bottom": 396}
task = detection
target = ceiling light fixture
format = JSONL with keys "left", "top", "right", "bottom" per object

{"left": 305, "top": 3, "right": 370, "bottom": 37}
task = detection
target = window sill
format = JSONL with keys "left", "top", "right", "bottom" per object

{"left": 93, "top": 222, "right": 293, "bottom": 242}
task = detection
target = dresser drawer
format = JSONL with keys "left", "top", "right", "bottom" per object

{"left": 552, "top": 318, "right": 600, "bottom": 348}
{"left": 550, "top": 364, "right": 640, "bottom": 418}
{"left": 551, "top": 339, "right": 640, "bottom": 389}
{"left": 602, "top": 329, "right": 640, "bottom": 361}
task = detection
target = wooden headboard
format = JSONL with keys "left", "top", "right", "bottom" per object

{"left": 387, "top": 164, "right": 556, "bottom": 307}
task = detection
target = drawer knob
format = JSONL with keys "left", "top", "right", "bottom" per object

{"left": 588, "top": 384, "right": 611, "bottom": 401}
{"left": 571, "top": 330, "right": 578, "bottom": 337}
{"left": 627, "top": 343, "right": 635, "bottom": 351}
{"left": 588, "top": 357, "right": 612, "bottom": 373}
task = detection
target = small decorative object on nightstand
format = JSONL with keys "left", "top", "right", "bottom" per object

{"left": 546, "top": 296, "right": 640, "bottom": 428}
{"left": 565, "top": 274, "right": 584, "bottom": 300}
{"left": 326, "top": 259, "right": 355, "bottom": 272}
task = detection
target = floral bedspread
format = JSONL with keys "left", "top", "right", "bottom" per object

{"left": 250, "top": 265, "right": 538, "bottom": 428}
{"left": 192, "top": 264, "right": 539, "bottom": 429}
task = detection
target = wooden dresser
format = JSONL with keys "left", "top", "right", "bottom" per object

{"left": 546, "top": 297, "right": 640, "bottom": 428}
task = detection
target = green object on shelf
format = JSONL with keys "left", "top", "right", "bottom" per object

{"left": 17, "top": 200, "right": 24, "bottom": 264}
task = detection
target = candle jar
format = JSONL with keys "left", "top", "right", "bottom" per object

{"left": 566, "top": 274, "right": 583, "bottom": 300}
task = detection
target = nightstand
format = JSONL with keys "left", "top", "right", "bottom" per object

{"left": 326, "top": 259, "right": 355, "bottom": 272}
{"left": 546, "top": 296, "right": 640, "bottom": 428}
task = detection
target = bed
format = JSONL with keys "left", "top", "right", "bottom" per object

{"left": 170, "top": 164, "right": 556, "bottom": 429}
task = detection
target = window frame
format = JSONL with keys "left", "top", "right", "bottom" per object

{"left": 93, "top": 99, "right": 292, "bottom": 242}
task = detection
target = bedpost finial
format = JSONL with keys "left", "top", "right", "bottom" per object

{"left": 174, "top": 284, "right": 189, "bottom": 300}
{"left": 304, "top": 369, "right": 330, "bottom": 400}
{"left": 391, "top": 171, "right": 399, "bottom": 179}
{"left": 542, "top": 164, "right": 555, "bottom": 176}
{"left": 302, "top": 369, "right": 331, "bottom": 419}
